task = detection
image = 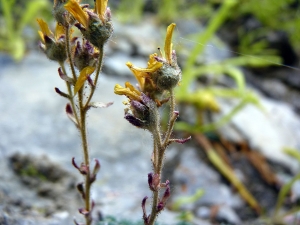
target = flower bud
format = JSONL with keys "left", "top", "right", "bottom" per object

{"left": 142, "top": 196, "right": 149, "bottom": 225}
{"left": 76, "top": 10, "right": 113, "bottom": 49}
{"left": 73, "top": 39, "right": 98, "bottom": 71}
{"left": 152, "top": 52, "right": 181, "bottom": 91}
{"left": 156, "top": 183, "right": 171, "bottom": 213}
{"left": 53, "top": 1, "right": 70, "bottom": 27}
{"left": 148, "top": 173, "right": 160, "bottom": 191}
{"left": 41, "top": 35, "right": 67, "bottom": 63}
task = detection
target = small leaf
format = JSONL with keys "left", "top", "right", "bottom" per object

{"left": 58, "top": 67, "right": 74, "bottom": 83}
{"left": 74, "top": 66, "right": 95, "bottom": 95}
{"left": 88, "top": 102, "right": 113, "bottom": 109}
{"left": 66, "top": 103, "right": 78, "bottom": 127}
{"left": 55, "top": 87, "right": 70, "bottom": 99}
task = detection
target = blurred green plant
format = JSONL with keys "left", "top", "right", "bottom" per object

{"left": 116, "top": 0, "right": 144, "bottom": 23}
{"left": 175, "top": 0, "right": 274, "bottom": 134}
{"left": 0, "top": 0, "right": 50, "bottom": 61}
{"left": 171, "top": 189, "right": 204, "bottom": 212}
{"left": 170, "top": 189, "right": 204, "bottom": 223}
{"left": 271, "top": 148, "right": 300, "bottom": 224}
{"left": 235, "top": 0, "right": 300, "bottom": 51}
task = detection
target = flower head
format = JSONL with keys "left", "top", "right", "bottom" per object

{"left": 124, "top": 23, "right": 181, "bottom": 101}
{"left": 114, "top": 83, "right": 157, "bottom": 129}
{"left": 73, "top": 39, "right": 99, "bottom": 71}
{"left": 37, "top": 19, "right": 67, "bottom": 63}
{"left": 64, "top": 0, "right": 113, "bottom": 48}
{"left": 114, "top": 23, "right": 181, "bottom": 129}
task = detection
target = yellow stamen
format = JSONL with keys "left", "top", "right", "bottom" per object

{"left": 164, "top": 23, "right": 176, "bottom": 64}
{"left": 95, "top": 0, "right": 108, "bottom": 22}
{"left": 37, "top": 18, "right": 53, "bottom": 37}
{"left": 114, "top": 84, "right": 141, "bottom": 101}
{"left": 65, "top": 0, "right": 88, "bottom": 28}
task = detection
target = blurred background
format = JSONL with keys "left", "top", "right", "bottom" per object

{"left": 1, "top": 0, "right": 300, "bottom": 224}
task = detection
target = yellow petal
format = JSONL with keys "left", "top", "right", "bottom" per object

{"left": 65, "top": 0, "right": 88, "bottom": 28}
{"left": 126, "top": 62, "right": 145, "bottom": 89}
{"left": 95, "top": 0, "right": 108, "bottom": 22}
{"left": 164, "top": 23, "right": 176, "bottom": 64}
{"left": 74, "top": 66, "right": 95, "bottom": 95}
{"left": 36, "top": 18, "right": 53, "bottom": 37}
{"left": 55, "top": 23, "right": 65, "bottom": 40}
{"left": 125, "top": 81, "right": 141, "bottom": 96}
{"left": 38, "top": 30, "right": 45, "bottom": 43}
{"left": 114, "top": 84, "right": 141, "bottom": 101}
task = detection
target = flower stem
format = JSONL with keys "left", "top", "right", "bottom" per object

{"left": 85, "top": 44, "right": 104, "bottom": 109}
{"left": 148, "top": 190, "right": 159, "bottom": 225}
{"left": 79, "top": 83, "right": 92, "bottom": 225}
{"left": 65, "top": 26, "right": 77, "bottom": 81}
{"left": 163, "top": 89, "right": 177, "bottom": 147}
{"left": 147, "top": 89, "right": 177, "bottom": 225}
{"left": 60, "top": 63, "right": 80, "bottom": 126}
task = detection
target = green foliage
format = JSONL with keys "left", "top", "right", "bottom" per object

{"left": 0, "top": 0, "right": 51, "bottom": 61}
{"left": 115, "top": 0, "right": 144, "bottom": 23}
{"left": 171, "top": 189, "right": 204, "bottom": 211}
{"left": 174, "top": 0, "right": 272, "bottom": 134}
{"left": 272, "top": 149, "right": 300, "bottom": 223}
{"left": 233, "top": 0, "right": 300, "bottom": 53}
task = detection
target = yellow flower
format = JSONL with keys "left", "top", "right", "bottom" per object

{"left": 124, "top": 23, "right": 179, "bottom": 95}
{"left": 64, "top": 0, "right": 113, "bottom": 48}
{"left": 36, "top": 18, "right": 67, "bottom": 62}
{"left": 65, "top": 0, "right": 109, "bottom": 27}
{"left": 114, "top": 82, "right": 142, "bottom": 101}
{"left": 37, "top": 19, "right": 65, "bottom": 43}
{"left": 64, "top": 0, "right": 89, "bottom": 28}
{"left": 95, "top": 0, "right": 108, "bottom": 22}
{"left": 164, "top": 23, "right": 176, "bottom": 65}
{"left": 126, "top": 53, "right": 163, "bottom": 92}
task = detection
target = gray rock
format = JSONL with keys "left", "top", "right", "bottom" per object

{"left": 215, "top": 93, "right": 300, "bottom": 173}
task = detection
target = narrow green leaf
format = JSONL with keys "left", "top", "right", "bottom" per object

{"left": 172, "top": 189, "right": 204, "bottom": 211}
{"left": 208, "top": 149, "right": 260, "bottom": 212}
{"left": 283, "top": 147, "right": 300, "bottom": 164}
{"left": 274, "top": 173, "right": 300, "bottom": 217}
{"left": 11, "top": 37, "right": 25, "bottom": 61}
{"left": 224, "top": 66, "right": 245, "bottom": 92}
{"left": 18, "top": 0, "right": 50, "bottom": 33}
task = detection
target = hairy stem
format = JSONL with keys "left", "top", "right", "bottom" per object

{"left": 85, "top": 44, "right": 104, "bottom": 109}
{"left": 79, "top": 86, "right": 91, "bottom": 225}
{"left": 60, "top": 63, "right": 80, "bottom": 126}
{"left": 148, "top": 90, "right": 177, "bottom": 225}
{"left": 163, "top": 89, "right": 176, "bottom": 147}
{"left": 148, "top": 190, "right": 159, "bottom": 225}
{"left": 65, "top": 26, "right": 77, "bottom": 81}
